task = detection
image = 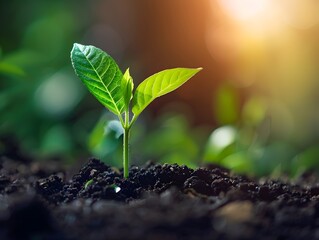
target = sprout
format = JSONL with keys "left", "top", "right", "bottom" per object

{"left": 71, "top": 43, "right": 202, "bottom": 178}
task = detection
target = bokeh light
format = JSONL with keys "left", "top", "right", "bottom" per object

{"left": 218, "top": 0, "right": 269, "bottom": 21}
{"left": 35, "top": 71, "right": 84, "bottom": 117}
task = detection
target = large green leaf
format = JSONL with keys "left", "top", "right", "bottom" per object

{"left": 121, "top": 68, "right": 134, "bottom": 110}
{"left": 71, "top": 43, "right": 125, "bottom": 115}
{"left": 132, "top": 67, "right": 202, "bottom": 117}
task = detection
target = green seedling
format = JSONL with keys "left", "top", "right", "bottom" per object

{"left": 71, "top": 43, "right": 202, "bottom": 178}
{"left": 84, "top": 179, "right": 94, "bottom": 189}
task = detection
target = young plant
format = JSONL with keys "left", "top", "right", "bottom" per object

{"left": 71, "top": 43, "right": 202, "bottom": 178}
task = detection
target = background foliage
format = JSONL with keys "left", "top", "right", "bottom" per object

{"left": 1, "top": 0, "right": 319, "bottom": 178}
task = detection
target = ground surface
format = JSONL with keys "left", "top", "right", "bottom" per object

{"left": 1, "top": 140, "right": 319, "bottom": 240}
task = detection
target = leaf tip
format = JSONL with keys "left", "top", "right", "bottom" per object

{"left": 73, "top": 42, "right": 81, "bottom": 48}
{"left": 124, "top": 67, "right": 130, "bottom": 75}
{"left": 72, "top": 43, "right": 86, "bottom": 53}
{"left": 71, "top": 43, "right": 87, "bottom": 64}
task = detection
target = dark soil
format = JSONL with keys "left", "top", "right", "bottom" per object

{"left": 1, "top": 145, "right": 319, "bottom": 240}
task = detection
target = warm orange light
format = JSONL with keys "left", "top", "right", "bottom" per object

{"left": 218, "top": 0, "right": 269, "bottom": 21}
{"left": 206, "top": 0, "right": 319, "bottom": 145}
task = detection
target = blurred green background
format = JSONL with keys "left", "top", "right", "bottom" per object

{"left": 1, "top": 0, "right": 319, "bottom": 178}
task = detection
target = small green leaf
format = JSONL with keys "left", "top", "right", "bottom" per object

{"left": 110, "top": 184, "right": 121, "bottom": 193}
{"left": 132, "top": 67, "right": 202, "bottom": 117}
{"left": 84, "top": 179, "right": 94, "bottom": 189}
{"left": 71, "top": 43, "right": 125, "bottom": 116}
{"left": 122, "top": 68, "right": 134, "bottom": 110}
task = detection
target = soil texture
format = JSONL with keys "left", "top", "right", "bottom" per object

{"left": 1, "top": 153, "right": 319, "bottom": 240}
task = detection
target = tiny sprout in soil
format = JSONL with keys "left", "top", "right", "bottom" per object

{"left": 71, "top": 43, "right": 202, "bottom": 178}
{"left": 84, "top": 179, "right": 94, "bottom": 189}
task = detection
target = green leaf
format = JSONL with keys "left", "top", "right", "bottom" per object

{"left": 0, "top": 61, "right": 25, "bottom": 77}
{"left": 132, "top": 67, "right": 202, "bottom": 117}
{"left": 71, "top": 43, "right": 125, "bottom": 115}
{"left": 122, "top": 68, "right": 134, "bottom": 110}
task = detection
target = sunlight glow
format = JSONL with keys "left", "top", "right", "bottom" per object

{"left": 218, "top": 0, "right": 269, "bottom": 21}
{"left": 206, "top": 1, "right": 319, "bottom": 148}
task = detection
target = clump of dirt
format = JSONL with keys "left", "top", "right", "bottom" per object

{"left": 1, "top": 156, "right": 319, "bottom": 240}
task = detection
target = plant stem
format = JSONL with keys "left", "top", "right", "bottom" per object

{"left": 123, "top": 111, "right": 130, "bottom": 178}
{"left": 123, "top": 127, "right": 130, "bottom": 178}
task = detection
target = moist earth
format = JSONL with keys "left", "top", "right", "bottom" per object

{"left": 1, "top": 148, "right": 319, "bottom": 240}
